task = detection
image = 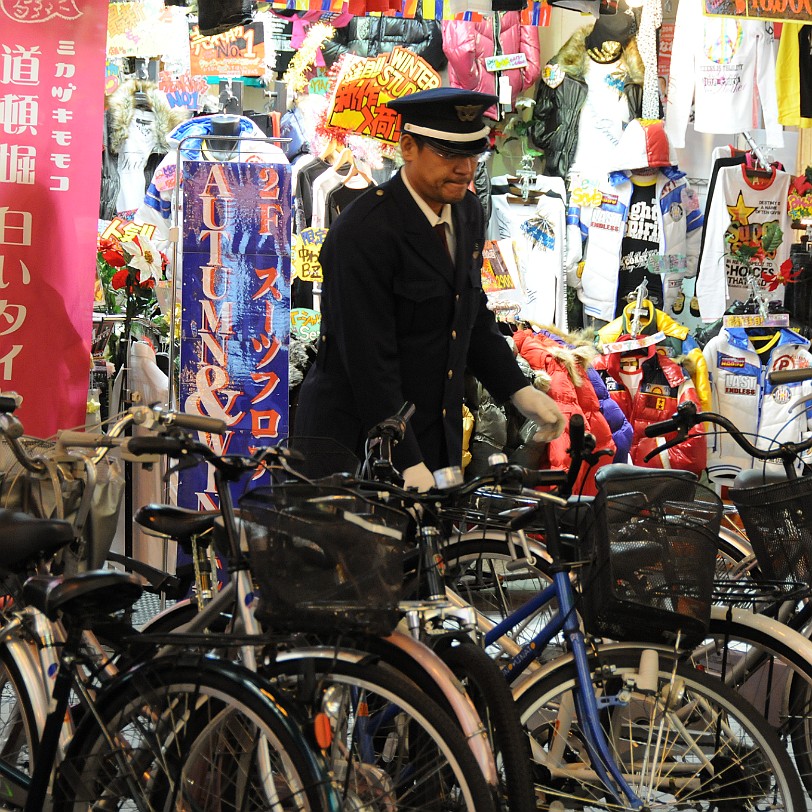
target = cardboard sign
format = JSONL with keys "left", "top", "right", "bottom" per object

{"left": 704, "top": 0, "right": 812, "bottom": 23}
{"left": 107, "top": 0, "right": 189, "bottom": 58}
{"left": 291, "top": 308, "right": 321, "bottom": 341}
{"left": 326, "top": 48, "right": 441, "bottom": 145}
{"left": 292, "top": 228, "right": 327, "bottom": 283}
{"left": 158, "top": 71, "right": 210, "bottom": 110}
{"left": 189, "top": 23, "right": 265, "bottom": 77}
{"left": 485, "top": 53, "right": 528, "bottom": 72}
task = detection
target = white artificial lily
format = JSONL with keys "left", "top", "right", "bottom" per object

{"left": 121, "top": 235, "right": 162, "bottom": 284}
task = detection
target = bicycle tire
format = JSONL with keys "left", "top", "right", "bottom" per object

{"left": 516, "top": 647, "right": 806, "bottom": 811}
{"left": 437, "top": 639, "right": 536, "bottom": 812}
{"left": 262, "top": 655, "right": 499, "bottom": 812}
{"left": 691, "top": 615, "right": 812, "bottom": 800}
{"left": 0, "top": 644, "right": 39, "bottom": 808}
{"left": 52, "top": 655, "right": 338, "bottom": 811}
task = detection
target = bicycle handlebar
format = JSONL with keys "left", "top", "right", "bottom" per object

{"left": 767, "top": 367, "right": 812, "bottom": 385}
{"left": 643, "top": 400, "right": 812, "bottom": 467}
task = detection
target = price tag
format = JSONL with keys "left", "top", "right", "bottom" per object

{"left": 722, "top": 313, "right": 789, "bottom": 329}
{"left": 602, "top": 331, "right": 666, "bottom": 355}
{"left": 485, "top": 53, "right": 528, "bottom": 71}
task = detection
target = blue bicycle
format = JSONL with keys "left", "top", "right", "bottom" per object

{"left": 434, "top": 438, "right": 805, "bottom": 811}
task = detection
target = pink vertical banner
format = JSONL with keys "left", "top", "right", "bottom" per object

{"left": 0, "top": 0, "right": 108, "bottom": 437}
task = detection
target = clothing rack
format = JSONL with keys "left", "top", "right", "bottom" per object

{"left": 741, "top": 131, "right": 770, "bottom": 171}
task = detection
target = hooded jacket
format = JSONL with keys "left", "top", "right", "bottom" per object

{"left": 702, "top": 327, "right": 812, "bottom": 484}
{"left": 597, "top": 300, "right": 712, "bottom": 412}
{"left": 513, "top": 328, "right": 616, "bottom": 495}
{"left": 100, "top": 80, "right": 185, "bottom": 220}
{"left": 530, "top": 26, "right": 644, "bottom": 179}
{"left": 442, "top": 13, "right": 540, "bottom": 120}
{"left": 594, "top": 341, "right": 707, "bottom": 476}
{"left": 320, "top": 12, "right": 446, "bottom": 71}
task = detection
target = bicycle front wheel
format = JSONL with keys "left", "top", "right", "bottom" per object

{"left": 263, "top": 655, "right": 498, "bottom": 812}
{"left": 516, "top": 647, "right": 805, "bottom": 811}
{"left": 53, "top": 656, "right": 337, "bottom": 811}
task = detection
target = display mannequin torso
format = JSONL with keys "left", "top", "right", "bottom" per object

{"left": 202, "top": 114, "right": 241, "bottom": 161}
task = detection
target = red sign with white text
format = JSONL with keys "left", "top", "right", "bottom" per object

{"left": 0, "top": 0, "right": 108, "bottom": 437}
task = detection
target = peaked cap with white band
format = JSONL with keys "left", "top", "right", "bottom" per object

{"left": 387, "top": 88, "right": 497, "bottom": 156}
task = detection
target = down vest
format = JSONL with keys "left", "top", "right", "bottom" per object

{"left": 321, "top": 13, "right": 446, "bottom": 71}
{"left": 442, "top": 13, "right": 540, "bottom": 120}
{"left": 514, "top": 329, "right": 616, "bottom": 495}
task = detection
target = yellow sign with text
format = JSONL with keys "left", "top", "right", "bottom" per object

{"left": 292, "top": 228, "right": 327, "bottom": 283}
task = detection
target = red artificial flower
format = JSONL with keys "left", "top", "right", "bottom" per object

{"left": 101, "top": 248, "right": 127, "bottom": 267}
{"left": 761, "top": 260, "right": 804, "bottom": 291}
{"left": 111, "top": 269, "right": 131, "bottom": 290}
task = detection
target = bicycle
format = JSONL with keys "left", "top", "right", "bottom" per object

{"left": 55, "top": 405, "right": 502, "bottom": 812}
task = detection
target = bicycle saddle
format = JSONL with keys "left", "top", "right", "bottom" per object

{"left": 0, "top": 510, "right": 73, "bottom": 571}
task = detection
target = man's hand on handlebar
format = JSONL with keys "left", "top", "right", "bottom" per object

{"left": 403, "top": 462, "right": 435, "bottom": 492}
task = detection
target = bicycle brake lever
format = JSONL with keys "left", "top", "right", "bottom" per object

{"left": 642, "top": 432, "right": 686, "bottom": 463}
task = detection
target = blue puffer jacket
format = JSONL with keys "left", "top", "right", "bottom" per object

{"left": 586, "top": 366, "right": 632, "bottom": 463}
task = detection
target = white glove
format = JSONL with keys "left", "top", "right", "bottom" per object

{"left": 510, "top": 385, "right": 566, "bottom": 444}
{"left": 403, "top": 462, "right": 435, "bottom": 492}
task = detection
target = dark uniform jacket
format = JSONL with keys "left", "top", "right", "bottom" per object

{"left": 294, "top": 170, "right": 528, "bottom": 472}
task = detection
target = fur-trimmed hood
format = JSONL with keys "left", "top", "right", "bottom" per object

{"left": 553, "top": 24, "right": 644, "bottom": 85}
{"left": 106, "top": 80, "right": 186, "bottom": 155}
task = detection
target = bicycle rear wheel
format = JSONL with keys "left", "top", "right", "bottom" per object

{"left": 53, "top": 656, "right": 337, "bottom": 811}
{"left": 516, "top": 647, "right": 805, "bottom": 811}
{"left": 263, "top": 655, "right": 498, "bottom": 812}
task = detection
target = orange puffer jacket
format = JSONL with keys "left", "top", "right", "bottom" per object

{"left": 513, "top": 329, "right": 616, "bottom": 495}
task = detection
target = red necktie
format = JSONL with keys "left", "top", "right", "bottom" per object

{"left": 435, "top": 222, "right": 452, "bottom": 263}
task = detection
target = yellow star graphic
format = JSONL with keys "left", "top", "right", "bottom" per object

{"left": 727, "top": 191, "right": 758, "bottom": 226}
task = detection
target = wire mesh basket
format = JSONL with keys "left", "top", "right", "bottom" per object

{"left": 581, "top": 471, "right": 722, "bottom": 648}
{"left": 238, "top": 483, "right": 412, "bottom": 635}
{"left": 728, "top": 475, "right": 812, "bottom": 586}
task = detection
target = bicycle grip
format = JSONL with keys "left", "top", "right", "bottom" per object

{"left": 396, "top": 402, "right": 416, "bottom": 424}
{"left": 644, "top": 417, "right": 681, "bottom": 437}
{"left": 768, "top": 368, "right": 812, "bottom": 385}
{"left": 125, "top": 436, "right": 186, "bottom": 456}
{"left": 165, "top": 413, "right": 227, "bottom": 434}
{"left": 0, "top": 393, "right": 21, "bottom": 414}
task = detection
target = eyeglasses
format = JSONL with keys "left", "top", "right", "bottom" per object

{"left": 422, "top": 141, "right": 485, "bottom": 162}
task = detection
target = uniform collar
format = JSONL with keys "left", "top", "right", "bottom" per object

{"left": 400, "top": 168, "right": 454, "bottom": 230}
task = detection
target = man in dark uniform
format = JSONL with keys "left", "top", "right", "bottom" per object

{"left": 294, "top": 87, "right": 565, "bottom": 490}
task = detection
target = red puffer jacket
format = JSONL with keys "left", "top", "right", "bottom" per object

{"left": 513, "top": 330, "right": 616, "bottom": 495}
{"left": 593, "top": 342, "right": 707, "bottom": 476}
{"left": 442, "top": 13, "right": 541, "bottom": 120}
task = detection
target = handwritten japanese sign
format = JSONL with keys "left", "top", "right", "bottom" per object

{"left": 292, "top": 227, "right": 326, "bottom": 283}
{"left": 326, "top": 48, "right": 441, "bottom": 145}
{"left": 179, "top": 160, "right": 291, "bottom": 511}
{"left": 189, "top": 23, "right": 266, "bottom": 77}
{"left": 107, "top": 0, "right": 189, "bottom": 58}
{"left": 291, "top": 308, "right": 321, "bottom": 341}
{"left": 1, "top": 0, "right": 108, "bottom": 436}
{"left": 158, "top": 71, "right": 210, "bottom": 110}
{"left": 704, "top": 0, "right": 812, "bottom": 23}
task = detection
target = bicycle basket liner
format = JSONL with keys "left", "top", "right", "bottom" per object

{"left": 583, "top": 473, "right": 722, "bottom": 647}
{"left": 729, "top": 475, "right": 812, "bottom": 585}
{"left": 238, "top": 484, "right": 411, "bottom": 635}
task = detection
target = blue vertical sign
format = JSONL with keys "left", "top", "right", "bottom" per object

{"left": 179, "top": 160, "right": 291, "bottom": 510}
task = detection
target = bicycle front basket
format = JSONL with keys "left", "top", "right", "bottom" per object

{"left": 729, "top": 475, "right": 812, "bottom": 585}
{"left": 582, "top": 471, "right": 722, "bottom": 648}
{"left": 238, "top": 484, "right": 411, "bottom": 635}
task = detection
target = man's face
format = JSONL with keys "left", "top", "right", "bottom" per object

{"left": 400, "top": 134, "right": 479, "bottom": 214}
